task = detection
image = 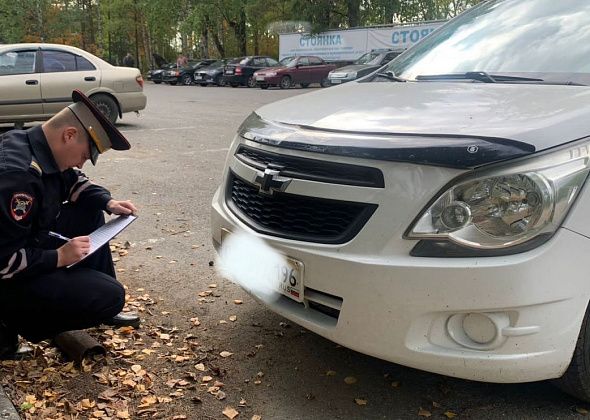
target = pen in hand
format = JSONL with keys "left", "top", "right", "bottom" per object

{"left": 48, "top": 231, "right": 71, "bottom": 242}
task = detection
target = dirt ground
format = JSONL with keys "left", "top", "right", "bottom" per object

{"left": 1, "top": 83, "right": 589, "bottom": 420}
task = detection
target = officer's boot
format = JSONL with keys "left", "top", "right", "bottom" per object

{"left": 0, "top": 321, "right": 19, "bottom": 359}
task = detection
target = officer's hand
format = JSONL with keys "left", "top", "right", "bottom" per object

{"left": 107, "top": 199, "right": 138, "bottom": 216}
{"left": 56, "top": 236, "right": 91, "bottom": 268}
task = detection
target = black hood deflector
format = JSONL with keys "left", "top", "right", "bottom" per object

{"left": 240, "top": 114, "right": 535, "bottom": 169}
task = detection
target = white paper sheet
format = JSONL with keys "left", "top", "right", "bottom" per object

{"left": 67, "top": 215, "right": 137, "bottom": 268}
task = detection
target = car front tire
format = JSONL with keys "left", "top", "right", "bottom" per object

{"left": 320, "top": 77, "right": 331, "bottom": 88}
{"left": 247, "top": 76, "right": 257, "bottom": 88}
{"left": 279, "top": 76, "right": 292, "bottom": 89}
{"left": 554, "top": 302, "right": 590, "bottom": 401}
{"left": 90, "top": 94, "right": 119, "bottom": 124}
{"left": 181, "top": 74, "right": 193, "bottom": 85}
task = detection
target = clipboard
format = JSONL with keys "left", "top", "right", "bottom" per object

{"left": 68, "top": 215, "right": 137, "bottom": 268}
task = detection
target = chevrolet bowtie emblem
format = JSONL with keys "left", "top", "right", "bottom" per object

{"left": 254, "top": 165, "right": 291, "bottom": 195}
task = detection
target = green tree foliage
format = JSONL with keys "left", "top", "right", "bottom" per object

{"left": 0, "top": 0, "right": 482, "bottom": 70}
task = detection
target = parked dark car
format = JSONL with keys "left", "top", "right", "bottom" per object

{"left": 328, "top": 49, "right": 404, "bottom": 85}
{"left": 148, "top": 63, "right": 174, "bottom": 84}
{"left": 253, "top": 56, "right": 336, "bottom": 89}
{"left": 163, "top": 59, "right": 216, "bottom": 85}
{"left": 223, "top": 56, "right": 279, "bottom": 88}
{"left": 194, "top": 59, "right": 231, "bottom": 86}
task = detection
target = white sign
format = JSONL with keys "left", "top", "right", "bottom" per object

{"left": 279, "top": 22, "right": 444, "bottom": 61}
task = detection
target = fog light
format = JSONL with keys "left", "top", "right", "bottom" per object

{"left": 462, "top": 313, "right": 496, "bottom": 344}
{"left": 446, "top": 312, "right": 510, "bottom": 350}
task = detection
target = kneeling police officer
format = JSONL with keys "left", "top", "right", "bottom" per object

{"left": 0, "top": 90, "right": 139, "bottom": 357}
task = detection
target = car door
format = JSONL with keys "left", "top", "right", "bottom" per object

{"left": 0, "top": 48, "right": 43, "bottom": 121}
{"left": 295, "top": 57, "right": 312, "bottom": 84}
{"left": 308, "top": 56, "right": 327, "bottom": 82}
{"left": 39, "top": 49, "right": 100, "bottom": 115}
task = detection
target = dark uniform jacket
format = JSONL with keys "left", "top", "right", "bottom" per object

{"left": 0, "top": 126, "right": 112, "bottom": 280}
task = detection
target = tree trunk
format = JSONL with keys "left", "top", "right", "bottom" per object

{"left": 346, "top": 0, "right": 361, "bottom": 28}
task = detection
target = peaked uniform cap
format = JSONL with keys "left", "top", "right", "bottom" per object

{"left": 67, "top": 90, "right": 130, "bottom": 164}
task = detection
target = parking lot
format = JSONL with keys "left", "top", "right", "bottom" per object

{"left": 2, "top": 82, "right": 589, "bottom": 419}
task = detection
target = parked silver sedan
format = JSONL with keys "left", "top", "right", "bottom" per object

{"left": 0, "top": 43, "right": 147, "bottom": 125}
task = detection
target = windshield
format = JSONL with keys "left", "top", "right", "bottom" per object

{"left": 386, "top": 0, "right": 590, "bottom": 84}
{"left": 355, "top": 52, "right": 380, "bottom": 65}
{"left": 279, "top": 56, "right": 297, "bottom": 67}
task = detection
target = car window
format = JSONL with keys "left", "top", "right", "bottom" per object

{"left": 298, "top": 57, "right": 310, "bottom": 66}
{"left": 354, "top": 52, "right": 379, "bottom": 65}
{"left": 383, "top": 52, "right": 400, "bottom": 63}
{"left": 0, "top": 50, "right": 36, "bottom": 75}
{"left": 42, "top": 50, "right": 76, "bottom": 72}
{"left": 76, "top": 56, "right": 96, "bottom": 71}
{"left": 266, "top": 58, "right": 278, "bottom": 66}
{"left": 239, "top": 58, "right": 249, "bottom": 65}
{"left": 309, "top": 57, "right": 323, "bottom": 65}
{"left": 252, "top": 58, "right": 266, "bottom": 66}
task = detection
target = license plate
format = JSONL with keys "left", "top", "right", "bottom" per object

{"left": 220, "top": 229, "right": 304, "bottom": 303}
{"left": 225, "top": 70, "right": 233, "bottom": 74}
{"left": 256, "top": 76, "right": 265, "bottom": 81}
{"left": 277, "top": 258, "right": 304, "bottom": 303}
{"left": 331, "top": 79, "right": 341, "bottom": 84}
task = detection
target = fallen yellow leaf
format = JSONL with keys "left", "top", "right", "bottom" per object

{"left": 344, "top": 376, "right": 358, "bottom": 385}
{"left": 220, "top": 351, "right": 233, "bottom": 358}
{"left": 354, "top": 398, "right": 368, "bottom": 406}
{"left": 418, "top": 408, "right": 432, "bottom": 417}
{"left": 444, "top": 411, "right": 458, "bottom": 419}
{"left": 223, "top": 406, "right": 240, "bottom": 419}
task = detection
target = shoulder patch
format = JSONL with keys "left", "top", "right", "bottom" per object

{"left": 29, "top": 159, "right": 42, "bottom": 176}
{"left": 10, "top": 192, "right": 35, "bottom": 222}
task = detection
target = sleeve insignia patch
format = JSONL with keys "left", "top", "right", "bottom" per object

{"left": 10, "top": 192, "right": 34, "bottom": 221}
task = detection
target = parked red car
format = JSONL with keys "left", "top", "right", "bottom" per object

{"left": 254, "top": 56, "right": 336, "bottom": 89}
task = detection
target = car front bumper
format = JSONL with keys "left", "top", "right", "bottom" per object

{"left": 211, "top": 141, "right": 590, "bottom": 383}
{"left": 255, "top": 75, "right": 281, "bottom": 85}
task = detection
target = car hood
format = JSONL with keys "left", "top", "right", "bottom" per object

{"left": 333, "top": 64, "right": 377, "bottom": 74}
{"left": 256, "top": 81, "right": 590, "bottom": 152}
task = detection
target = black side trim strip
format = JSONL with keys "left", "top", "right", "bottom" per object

{"left": 0, "top": 99, "right": 42, "bottom": 105}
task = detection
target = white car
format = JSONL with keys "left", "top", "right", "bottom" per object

{"left": 0, "top": 43, "right": 146, "bottom": 125}
{"left": 212, "top": 0, "right": 590, "bottom": 401}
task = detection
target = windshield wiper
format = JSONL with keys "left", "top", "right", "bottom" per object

{"left": 374, "top": 70, "right": 407, "bottom": 82}
{"left": 416, "top": 71, "right": 544, "bottom": 83}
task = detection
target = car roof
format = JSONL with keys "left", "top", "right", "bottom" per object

{"left": 0, "top": 43, "right": 112, "bottom": 68}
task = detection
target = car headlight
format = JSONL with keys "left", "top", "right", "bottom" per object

{"left": 407, "top": 138, "right": 590, "bottom": 251}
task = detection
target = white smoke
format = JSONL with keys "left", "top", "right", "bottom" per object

{"left": 216, "top": 230, "right": 287, "bottom": 303}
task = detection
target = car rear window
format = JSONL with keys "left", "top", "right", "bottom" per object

{"left": 76, "top": 56, "right": 96, "bottom": 71}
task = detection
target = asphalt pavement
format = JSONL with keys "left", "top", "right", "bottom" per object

{"left": 3, "top": 83, "right": 588, "bottom": 419}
